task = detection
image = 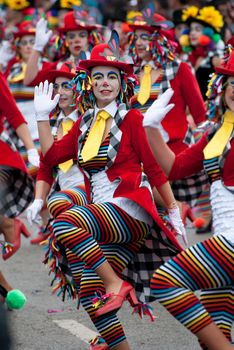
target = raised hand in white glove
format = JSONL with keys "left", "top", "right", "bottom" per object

{"left": 33, "top": 18, "right": 53, "bottom": 53}
{"left": 168, "top": 207, "right": 188, "bottom": 246}
{"left": 0, "top": 41, "right": 15, "bottom": 68}
{"left": 27, "top": 148, "right": 40, "bottom": 167}
{"left": 27, "top": 199, "right": 44, "bottom": 225}
{"left": 34, "top": 80, "right": 60, "bottom": 121}
{"left": 143, "top": 88, "right": 175, "bottom": 128}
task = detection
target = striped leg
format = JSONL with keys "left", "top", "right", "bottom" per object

{"left": 199, "top": 287, "right": 234, "bottom": 349}
{"left": 47, "top": 186, "right": 88, "bottom": 292}
{"left": 150, "top": 236, "right": 234, "bottom": 336}
{"left": 47, "top": 186, "right": 87, "bottom": 218}
{"left": 78, "top": 243, "right": 141, "bottom": 348}
{"left": 52, "top": 202, "right": 149, "bottom": 271}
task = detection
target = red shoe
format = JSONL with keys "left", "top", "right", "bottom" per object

{"left": 95, "top": 281, "right": 138, "bottom": 318}
{"left": 30, "top": 227, "right": 50, "bottom": 245}
{"left": 2, "top": 219, "right": 30, "bottom": 260}
{"left": 181, "top": 202, "right": 196, "bottom": 226}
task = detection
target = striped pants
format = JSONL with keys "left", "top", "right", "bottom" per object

{"left": 150, "top": 235, "right": 234, "bottom": 348}
{"left": 47, "top": 188, "right": 149, "bottom": 348}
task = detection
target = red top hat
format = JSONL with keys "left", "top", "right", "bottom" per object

{"left": 37, "top": 62, "right": 76, "bottom": 84}
{"left": 215, "top": 50, "right": 234, "bottom": 76}
{"left": 58, "top": 10, "right": 97, "bottom": 33}
{"left": 14, "top": 20, "right": 36, "bottom": 38}
{"left": 79, "top": 43, "right": 133, "bottom": 75}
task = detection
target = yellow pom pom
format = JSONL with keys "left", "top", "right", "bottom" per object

{"left": 182, "top": 6, "right": 199, "bottom": 22}
{"left": 179, "top": 34, "right": 190, "bottom": 47}
{"left": 197, "top": 6, "right": 223, "bottom": 33}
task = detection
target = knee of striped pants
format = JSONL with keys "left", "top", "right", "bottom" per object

{"left": 79, "top": 267, "right": 127, "bottom": 348}
{"left": 47, "top": 187, "right": 87, "bottom": 218}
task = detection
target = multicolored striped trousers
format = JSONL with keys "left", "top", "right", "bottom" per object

{"left": 150, "top": 235, "right": 234, "bottom": 349}
{"left": 47, "top": 188, "right": 150, "bottom": 348}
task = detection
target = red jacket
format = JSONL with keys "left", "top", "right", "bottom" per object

{"left": 161, "top": 62, "right": 206, "bottom": 154}
{"left": 39, "top": 108, "right": 182, "bottom": 250}
{"left": 0, "top": 72, "right": 27, "bottom": 172}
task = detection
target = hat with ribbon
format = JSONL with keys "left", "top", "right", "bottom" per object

{"left": 127, "top": 3, "right": 174, "bottom": 33}
{"left": 14, "top": 20, "right": 36, "bottom": 38}
{"left": 79, "top": 30, "right": 133, "bottom": 74}
{"left": 37, "top": 62, "right": 76, "bottom": 84}
{"left": 215, "top": 49, "right": 234, "bottom": 76}
{"left": 58, "top": 6, "right": 97, "bottom": 33}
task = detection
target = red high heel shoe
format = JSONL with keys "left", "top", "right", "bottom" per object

{"left": 30, "top": 226, "right": 50, "bottom": 245}
{"left": 2, "top": 219, "right": 30, "bottom": 260}
{"left": 88, "top": 336, "right": 109, "bottom": 350}
{"left": 95, "top": 281, "right": 138, "bottom": 318}
{"left": 181, "top": 202, "right": 196, "bottom": 226}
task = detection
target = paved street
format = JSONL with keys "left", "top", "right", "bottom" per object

{"left": 2, "top": 220, "right": 231, "bottom": 350}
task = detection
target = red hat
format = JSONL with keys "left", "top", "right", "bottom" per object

{"left": 37, "top": 62, "right": 76, "bottom": 84}
{"left": 58, "top": 10, "right": 97, "bottom": 33}
{"left": 215, "top": 50, "right": 234, "bottom": 75}
{"left": 128, "top": 12, "right": 174, "bottom": 33}
{"left": 14, "top": 20, "right": 35, "bottom": 38}
{"left": 79, "top": 43, "right": 133, "bottom": 74}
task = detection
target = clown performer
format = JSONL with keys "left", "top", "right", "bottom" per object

{"left": 127, "top": 4, "right": 208, "bottom": 228}
{"left": 144, "top": 46, "right": 234, "bottom": 350}
{"left": 0, "top": 71, "right": 34, "bottom": 260}
{"left": 27, "top": 62, "right": 87, "bottom": 245}
{"left": 24, "top": 6, "right": 102, "bottom": 86}
{"left": 180, "top": 5, "right": 225, "bottom": 100}
{"left": 33, "top": 30, "right": 185, "bottom": 350}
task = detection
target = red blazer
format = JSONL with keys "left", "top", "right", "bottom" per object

{"left": 39, "top": 108, "right": 182, "bottom": 250}
{"left": 169, "top": 132, "right": 234, "bottom": 186}
{"left": 0, "top": 72, "right": 27, "bottom": 172}
{"left": 161, "top": 62, "right": 206, "bottom": 154}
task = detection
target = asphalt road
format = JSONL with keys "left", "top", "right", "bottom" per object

{"left": 1, "top": 220, "right": 232, "bottom": 350}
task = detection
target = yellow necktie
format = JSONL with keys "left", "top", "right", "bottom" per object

{"left": 81, "top": 110, "right": 110, "bottom": 162}
{"left": 58, "top": 118, "right": 74, "bottom": 172}
{"left": 203, "top": 109, "right": 234, "bottom": 159}
{"left": 137, "top": 64, "right": 152, "bottom": 105}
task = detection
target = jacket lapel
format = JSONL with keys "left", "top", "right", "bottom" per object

{"left": 106, "top": 103, "right": 128, "bottom": 169}
{"left": 77, "top": 108, "right": 94, "bottom": 161}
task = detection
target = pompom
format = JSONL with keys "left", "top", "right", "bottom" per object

{"left": 198, "top": 35, "right": 211, "bottom": 46}
{"left": 179, "top": 34, "right": 190, "bottom": 47}
{"left": 6, "top": 289, "right": 27, "bottom": 310}
{"left": 183, "top": 46, "right": 192, "bottom": 53}
{"left": 193, "top": 217, "right": 205, "bottom": 228}
{"left": 203, "top": 27, "right": 214, "bottom": 38}
{"left": 212, "top": 33, "right": 221, "bottom": 44}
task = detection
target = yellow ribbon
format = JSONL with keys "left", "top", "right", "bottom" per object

{"left": 137, "top": 64, "right": 152, "bottom": 105}
{"left": 58, "top": 118, "right": 74, "bottom": 172}
{"left": 203, "top": 109, "right": 234, "bottom": 159}
{"left": 81, "top": 110, "right": 111, "bottom": 162}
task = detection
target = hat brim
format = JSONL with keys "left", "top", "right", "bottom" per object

{"left": 36, "top": 69, "right": 75, "bottom": 84}
{"left": 58, "top": 25, "right": 97, "bottom": 33}
{"left": 79, "top": 59, "right": 133, "bottom": 75}
{"left": 186, "top": 17, "right": 220, "bottom": 33}
{"left": 14, "top": 30, "right": 35, "bottom": 38}
{"left": 128, "top": 20, "right": 173, "bottom": 33}
{"left": 215, "top": 67, "right": 234, "bottom": 76}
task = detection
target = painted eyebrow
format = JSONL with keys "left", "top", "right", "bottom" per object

{"left": 92, "top": 72, "right": 104, "bottom": 78}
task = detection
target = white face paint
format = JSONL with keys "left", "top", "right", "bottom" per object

{"left": 224, "top": 77, "right": 234, "bottom": 113}
{"left": 189, "top": 22, "right": 204, "bottom": 47}
{"left": 91, "top": 66, "right": 121, "bottom": 108}
{"left": 54, "top": 77, "right": 75, "bottom": 115}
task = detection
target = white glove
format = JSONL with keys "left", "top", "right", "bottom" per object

{"left": 33, "top": 18, "right": 52, "bottom": 53}
{"left": 27, "top": 148, "right": 40, "bottom": 167}
{"left": 143, "top": 88, "right": 175, "bottom": 128}
{"left": 0, "top": 41, "right": 15, "bottom": 68}
{"left": 34, "top": 80, "right": 60, "bottom": 121}
{"left": 26, "top": 199, "right": 44, "bottom": 225}
{"left": 168, "top": 207, "right": 188, "bottom": 246}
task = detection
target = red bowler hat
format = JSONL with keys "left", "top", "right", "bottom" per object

{"left": 14, "top": 20, "right": 35, "bottom": 38}
{"left": 79, "top": 43, "right": 133, "bottom": 75}
{"left": 58, "top": 10, "right": 97, "bottom": 33}
{"left": 36, "top": 62, "right": 76, "bottom": 83}
{"left": 215, "top": 50, "right": 234, "bottom": 76}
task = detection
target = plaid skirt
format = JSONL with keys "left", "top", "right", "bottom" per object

{"left": 0, "top": 166, "right": 34, "bottom": 218}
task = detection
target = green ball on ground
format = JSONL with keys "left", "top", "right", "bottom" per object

{"left": 6, "top": 289, "right": 27, "bottom": 310}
